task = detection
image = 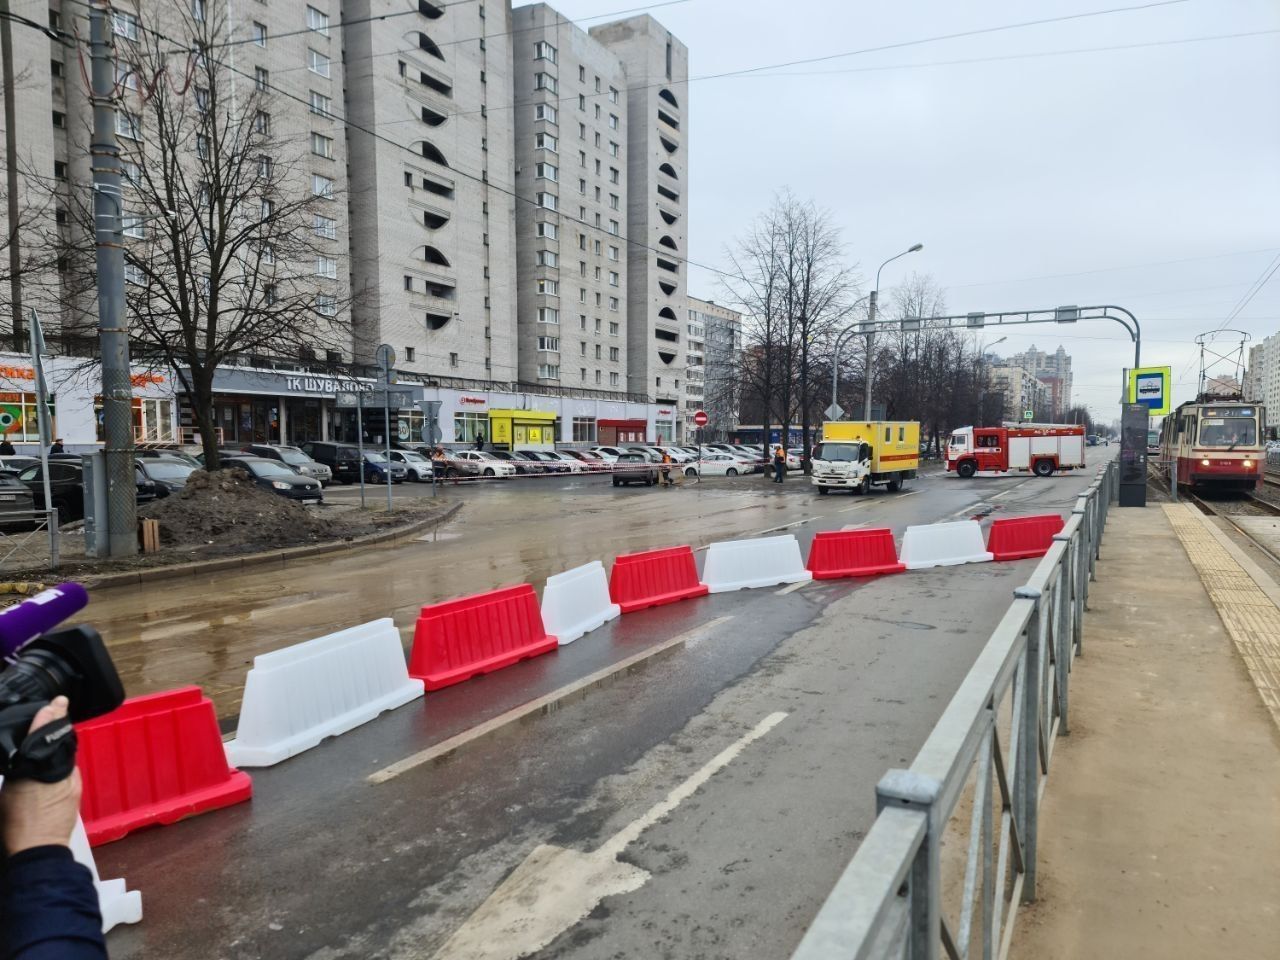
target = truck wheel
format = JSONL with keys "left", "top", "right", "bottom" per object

{"left": 852, "top": 482, "right": 866, "bottom": 495}
{"left": 957, "top": 461, "right": 977, "bottom": 479}
{"left": 1034, "top": 459, "right": 1054, "bottom": 477}
{"left": 887, "top": 477, "right": 902, "bottom": 492}
{"left": 816, "top": 485, "right": 828, "bottom": 495}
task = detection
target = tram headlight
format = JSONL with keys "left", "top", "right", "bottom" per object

{"left": 1244, "top": 459, "right": 1255, "bottom": 469}
{"left": 1201, "top": 459, "right": 1210, "bottom": 466}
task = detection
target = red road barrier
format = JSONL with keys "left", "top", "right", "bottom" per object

{"left": 77, "top": 686, "right": 252, "bottom": 846}
{"left": 409, "top": 584, "right": 558, "bottom": 691}
{"left": 806, "top": 528, "right": 906, "bottom": 579}
{"left": 987, "top": 514, "right": 1066, "bottom": 561}
{"left": 609, "top": 545, "right": 709, "bottom": 613}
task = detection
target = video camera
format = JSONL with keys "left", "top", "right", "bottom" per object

{"left": 0, "top": 584, "right": 124, "bottom": 784}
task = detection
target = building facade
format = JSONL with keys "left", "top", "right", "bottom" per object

{"left": 1, "top": 1, "right": 690, "bottom": 451}
{"left": 1004, "top": 345, "right": 1073, "bottom": 417}
{"left": 687, "top": 296, "right": 743, "bottom": 441}
{"left": 989, "top": 363, "right": 1048, "bottom": 423}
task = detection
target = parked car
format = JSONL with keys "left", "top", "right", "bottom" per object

{"left": 221, "top": 456, "right": 324, "bottom": 503}
{"left": 562, "top": 449, "right": 609, "bottom": 471}
{"left": 136, "top": 446, "right": 201, "bottom": 466}
{"left": 388, "top": 449, "right": 434, "bottom": 481}
{"left": 511, "top": 451, "right": 560, "bottom": 474}
{"left": 448, "top": 450, "right": 517, "bottom": 478}
{"left": 521, "top": 449, "right": 583, "bottom": 473}
{"left": 488, "top": 450, "right": 539, "bottom": 475}
{"left": 136, "top": 456, "right": 198, "bottom": 493}
{"left": 299, "top": 441, "right": 363, "bottom": 484}
{"left": 16, "top": 460, "right": 160, "bottom": 522}
{"left": 612, "top": 451, "right": 659, "bottom": 487}
{"left": 0, "top": 474, "right": 36, "bottom": 527}
{"left": 0, "top": 455, "right": 40, "bottom": 477}
{"left": 680, "top": 452, "right": 754, "bottom": 478}
{"left": 589, "top": 446, "right": 628, "bottom": 462}
{"left": 243, "top": 444, "right": 333, "bottom": 485}
{"left": 361, "top": 451, "right": 408, "bottom": 484}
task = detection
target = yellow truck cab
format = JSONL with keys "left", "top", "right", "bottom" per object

{"left": 810, "top": 421, "right": 920, "bottom": 495}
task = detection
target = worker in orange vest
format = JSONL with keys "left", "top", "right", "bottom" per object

{"left": 660, "top": 450, "right": 673, "bottom": 488}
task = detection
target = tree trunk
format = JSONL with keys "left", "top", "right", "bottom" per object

{"left": 190, "top": 370, "right": 221, "bottom": 469}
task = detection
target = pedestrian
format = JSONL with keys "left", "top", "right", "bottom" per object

{"left": 474, "top": 430, "right": 485, "bottom": 451}
{"left": 660, "top": 450, "right": 672, "bottom": 488}
{"left": 0, "top": 438, "right": 14, "bottom": 456}
{"left": 49, "top": 438, "right": 64, "bottom": 455}
{"left": 772, "top": 445, "right": 785, "bottom": 483}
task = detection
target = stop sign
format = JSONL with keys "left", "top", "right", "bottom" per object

{"left": 693, "top": 410, "right": 709, "bottom": 427}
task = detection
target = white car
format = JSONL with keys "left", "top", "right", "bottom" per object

{"left": 590, "top": 446, "right": 627, "bottom": 462}
{"left": 681, "top": 452, "right": 754, "bottom": 477}
{"left": 389, "top": 449, "right": 434, "bottom": 481}
{"left": 453, "top": 450, "right": 516, "bottom": 478}
{"left": 629, "top": 445, "right": 693, "bottom": 464}
{"left": 526, "top": 449, "right": 584, "bottom": 473}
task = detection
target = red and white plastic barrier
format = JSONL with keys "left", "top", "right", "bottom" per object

{"left": 541, "top": 561, "right": 621, "bottom": 644}
{"left": 701, "top": 534, "right": 812, "bottom": 593}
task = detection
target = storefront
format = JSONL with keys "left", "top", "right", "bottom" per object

{"left": 598, "top": 418, "right": 647, "bottom": 445}
{"left": 487, "top": 409, "right": 558, "bottom": 449}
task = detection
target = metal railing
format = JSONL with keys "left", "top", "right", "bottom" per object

{"left": 792, "top": 458, "right": 1119, "bottom": 960}
{"left": 0, "top": 508, "right": 61, "bottom": 572}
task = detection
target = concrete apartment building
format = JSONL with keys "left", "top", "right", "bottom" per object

{"left": 1004, "top": 345, "right": 1073, "bottom": 416}
{"left": 989, "top": 363, "right": 1048, "bottom": 423}
{"left": 590, "top": 16, "right": 690, "bottom": 440}
{"left": 687, "top": 296, "right": 743, "bottom": 440}
{"left": 0, "top": 1, "right": 691, "bottom": 450}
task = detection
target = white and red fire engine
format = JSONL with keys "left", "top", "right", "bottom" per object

{"left": 946, "top": 423, "right": 1086, "bottom": 478}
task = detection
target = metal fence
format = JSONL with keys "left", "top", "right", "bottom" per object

{"left": 791, "top": 459, "right": 1119, "bottom": 960}
{"left": 0, "top": 508, "right": 61, "bottom": 572}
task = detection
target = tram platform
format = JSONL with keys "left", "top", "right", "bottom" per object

{"left": 1011, "top": 503, "right": 1280, "bottom": 959}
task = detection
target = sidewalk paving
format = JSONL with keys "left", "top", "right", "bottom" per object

{"left": 1011, "top": 504, "right": 1280, "bottom": 960}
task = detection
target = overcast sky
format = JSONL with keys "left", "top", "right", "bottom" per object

{"left": 540, "top": 0, "right": 1280, "bottom": 420}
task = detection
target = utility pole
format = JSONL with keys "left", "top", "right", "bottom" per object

{"left": 1, "top": 0, "right": 24, "bottom": 342}
{"left": 862, "top": 290, "right": 878, "bottom": 421}
{"left": 90, "top": 1, "right": 136, "bottom": 556}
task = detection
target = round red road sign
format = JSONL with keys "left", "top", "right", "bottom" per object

{"left": 693, "top": 410, "right": 709, "bottom": 427}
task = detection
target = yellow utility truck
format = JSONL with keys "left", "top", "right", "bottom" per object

{"left": 810, "top": 421, "right": 920, "bottom": 495}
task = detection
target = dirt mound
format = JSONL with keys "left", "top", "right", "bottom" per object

{"left": 140, "top": 468, "right": 331, "bottom": 549}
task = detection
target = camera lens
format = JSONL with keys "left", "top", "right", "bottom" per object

{"left": 0, "top": 646, "right": 78, "bottom": 710}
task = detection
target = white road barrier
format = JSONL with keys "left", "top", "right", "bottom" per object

{"left": 225, "top": 618, "right": 424, "bottom": 767}
{"left": 71, "top": 817, "right": 143, "bottom": 933}
{"left": 701, "top": 534, "right": 813, "bottom": 593}
{"left": 541, "top": 560, "right": 621, "bottom": 644}
{"left": 900, "top": 520, "right": 995, "bottom": 570}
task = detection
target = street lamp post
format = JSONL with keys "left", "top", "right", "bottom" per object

{"left": 864, "top": 243, "right": 923, "bottom": 421}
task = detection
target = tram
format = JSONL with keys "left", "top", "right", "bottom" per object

{"left": 1158, "top": 399, "right": 1266, "bottom": 491}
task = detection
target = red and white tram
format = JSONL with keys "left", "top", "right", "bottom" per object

{"left": 1159, "top": 400, "right": 1266, "bottom": 491}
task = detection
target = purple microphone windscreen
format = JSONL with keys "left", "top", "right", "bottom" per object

{"left": 0, "top": 582, "right": 90, "bottom": 659}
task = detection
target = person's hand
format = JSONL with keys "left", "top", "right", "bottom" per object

{"left": 1, "top": 696, "right": 82, "bottom": 855}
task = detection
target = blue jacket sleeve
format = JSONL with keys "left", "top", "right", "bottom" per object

{"left": 1, "top": 845, "right": 107, "bottom": 960}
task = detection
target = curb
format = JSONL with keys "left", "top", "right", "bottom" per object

{"left": 80, "top": 503, "right": 463, "bottom": 591}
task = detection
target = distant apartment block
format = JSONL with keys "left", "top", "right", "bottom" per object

{"left": 687, "top": 296, "right": 743, "bottom": 440}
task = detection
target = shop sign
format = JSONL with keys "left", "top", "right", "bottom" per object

{"left": 459, "top": 395, "right": 487, "bottom": 405}
{"left": 657, "top": 409, "right": 673, "bottom": 418}
{"left": 284, "top": 375, "right": 373, "bottom": 395}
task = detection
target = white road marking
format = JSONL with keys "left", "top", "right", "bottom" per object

{"left": 752, "top": 517, "right": 814, "bottom": 536}
{"left": 838, "top": 502, "right": 872, "bottom": 513}
{"left": 368, "top": 616, "right": 735, "bottom": 784}
{"left": 432, "top": 711, "right": 789, "bottom": 960}
{"left": 775, "top": 580, "right": 809, "bottom": 595}
{"left": 948, "top": 503, "right": 987, "bottom": 519}
{"left": 841, "top": 522, "right": 870, "bottom": 531}
{"left": 991, "top": 479, "right": 1033, "bottom": 501}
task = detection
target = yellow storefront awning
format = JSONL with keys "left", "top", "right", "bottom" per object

{"left": 487, "top": 408, "right": 558, "bottom": 447}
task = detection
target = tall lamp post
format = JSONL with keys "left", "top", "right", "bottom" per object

{"left": 863, "top": 243, "right": 923, "bottom": 421}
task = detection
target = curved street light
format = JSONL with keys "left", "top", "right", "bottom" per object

{"left": 863, "top": 243, "right": 924, "bottom": 420}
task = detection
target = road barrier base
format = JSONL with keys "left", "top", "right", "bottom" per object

{"left": 702, "top": 534, "right": 812, "bottom": 593}
{"left": 541, "top": 560, "right": 621, "bottom": 644}
{"left": 988, "top": 514, "right": 1066, "bottom": 561}
{"left": 807, "top": 528, "right": 906, "bottom": 579}
{"left": 70, "top": 817, "right": 142, "bottom": 933}
{"left": 900, "top": 520, "right": 994, "bottom": 570}
{"left": 609, "top": 545, "right": 709, "bottom": 613}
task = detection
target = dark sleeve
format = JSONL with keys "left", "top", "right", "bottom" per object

{"left": 1, "top": 846, "right": 107, "bottom": 960}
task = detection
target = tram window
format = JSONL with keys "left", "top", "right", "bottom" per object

{"left": 1199, "top": 418, "right": 1255, "bottom": 446}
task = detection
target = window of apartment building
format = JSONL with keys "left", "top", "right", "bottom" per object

{"left": 608, "top": 220, "right": 619, "bottom": 236}
{"left": 593, "top": 266, "right": 601, "bottom": 280}
{"left": 534, "top": 41, "right": 557, "bottom": 63}
{"left": 195, "top": 133, "right": 209, "bottom": 159}
{"left": 594, "top": 132, "right": 601, "bottom": 147}
{"left": 609, "top": 141, "right": 619, "bottom": 157}
{"left": 579, "top": 342, "right": 587, "bottom": 356}
{"left": 314, "top": 214, "right": 337, "bottom": 239}
{"left": 595, "top": 76, "right": 601, "bottom": 93}
{"left": 609, "top": 193, "right": 619, "bottom": 210}
{"left": 578, "top": 286, "right": 587, "bottom": 302}
{"left": 579, "top": 314, "right": 587, "bottom": 330}
{"left": 116, "top": 112, "right": 141, "bottom": 140}
{"left": 537, "top": 308, "right": 560, "bottom": 324}
{"left": 54, "top": 161, "right": 68, "bottom": 181}
{"left": 537, "top": 250, "right": 558, "bottom": 268}
{"left": 538, "top": 364, "right": 559, "bottom": 380}
{"left": 50, "top": 110, "right": 65, "bottom": 129}
{"left": 536, "top": 222, "right": 558, "bottom": 240}
{"left": 308, "top": 49, "right": 330, "bottom": 78}
{"left": 535, "top": 162, "right": 558, "bottom": 182}
{"left": 123, "top": 262, "right": 144, "bottom": 285}
{"left": 254, "top": 110, "right": 271, "bottom": 134}
{"left": 307, "top": 6, "right": 330, "bottom": 35}
{"left": 316, "top": 295, "right": 337, "bottom": 317}
{"left": 114, "top": 63, "right": 137, "bottom": 91}
{"left": 192, "top": 0, "right": 206, "bottom": 21}
{"left": 578, "top": 178, "right": 587, "bottom": 195}
{"left": 609, "top": 86, "right": 619, "bottom": 104}
{"left": 257, "top": 155, "right": 274, "bottom": 178}
{"left": 195, "top": 87, "right": 210, "bottom": 113}
{"left": 405, "top": 347, "right": 416, "bottom": 362}
{"left": 255, "top": 67, "right": 270, "bottom": 91}
{"left": 398, "top": 61, "right": 406, "bottom": 78}
{"left": 260, "top": 199, "right": 275, "bottom": 219}
{"left": 536, "top": 192, "right": 557, "bottom": 211}
{"left": 51, "top": 59, "right": 64, "bottom": 79}
{"left": 594, "top": 345, "right": 601, "bottom": 360}
{"left": 121, "top": 213, "right": 144, "bottom": 239}
{"left": 251, "top": 22, "right": 267, "bottom": 46}
{"left": 111, "top": 11, "right": 139, "bottom": 41}
{"left": 594, "top": 186, "right": 601, "bottom": 202}
{"left": 311, "top": 173, "right": 334, "bottom": 199}
{"left": 578, "top": 95, "right": 586, "bottom": 113}
{"left": 610, "top": 372, "right": 619, "bottom": 386}
{"left": 534, "top": 72, "right": 557, "bottom": 94}
{"left": 595, "top": 370, "right": 602, "bottom": 384}
{"left": 537, "top": 279, "right": 559, "bottom": 296}
{"left": 577, "top": 233, "right": 587, "bottom": 251}
{"left": 580, "top": 368, "right": 587, "bottom": 381}
{"left": 666, "top": 41, "right": 673, "bottom": 79}
{"left": 537, "top": 336, "right": 560, "bottom": 352}
{"left": 593, "top": 239, "right": 602, "bottom": 255}
{"left": 311, "top": 133, "right": 333, "bottom": 158}
{"left": 535, "top": 103, "right": 557, "bottom": 125}
{"left": 608, "top": 245, "right": 619, "bottom": 261}
{"left": 450, "top": 353, "right": 460, "bottom": 368}
{"left": 594, "top": 212, "right": 602, "bottom": 228}
{"left": 572, "top": 417, "right": 596, "bottom": 442}
{"left": 578, "top": 206, "right": 587, "bottom": 221}
{"left": 594, "top": 317, "right": 602, "bottom": 332}
{"left": 609, "top": 167, "right": 619, "bottom": 185}
{"left": 609, "top": 347, "right": 619, "bottom": 361}
{"left": 609, "top": 297, "right": 619, "bottom": 311}
{"left": 578, "top": 65, "right": 586, "bottom": 82}
{"left": 609, "top": 113, "right": 619, "bottom": 130}
{"left": 578, "top": 149, "right": 587, "bottom": 168}
{"left": 534, "top": 132, "right": 557, "bottom": 152}
{"left": 608, "top": 271, "right": 619, "bottom": 287}
{"left": 595, "top": 292, "right": 602, "bottom": 306}
{"left": 609, "top": 321, "right": 619, "bottom": 336}
{"left": 593, "top": 104, "right": 600, "bottom": 120}
{"left": 315, "top": 256, "right": 337, "bottom": 279}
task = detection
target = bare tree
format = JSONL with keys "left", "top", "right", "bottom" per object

{"left": 55, "top": 5, "right": 354, "bottom": 465}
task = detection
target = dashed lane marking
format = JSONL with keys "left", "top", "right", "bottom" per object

{"left": 752, "top": 517, "right": 815, "bottom": 536}
{"left": 775, "top": 580, "right": 809, "bottom": 595}
{"left": 368, "top": 616, "right": 736, "bottom": 783}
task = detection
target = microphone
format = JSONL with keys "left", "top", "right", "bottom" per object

{"left": 0, "top": 583, "right": 90, "bottom": 660}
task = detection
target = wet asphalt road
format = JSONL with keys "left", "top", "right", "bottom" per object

{"left": 92, "top": 455, "right": 1112, "bottom": 959}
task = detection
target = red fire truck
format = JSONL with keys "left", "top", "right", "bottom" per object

{"left": 946, "top": 423, "right": 1087, "bottom": 478}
